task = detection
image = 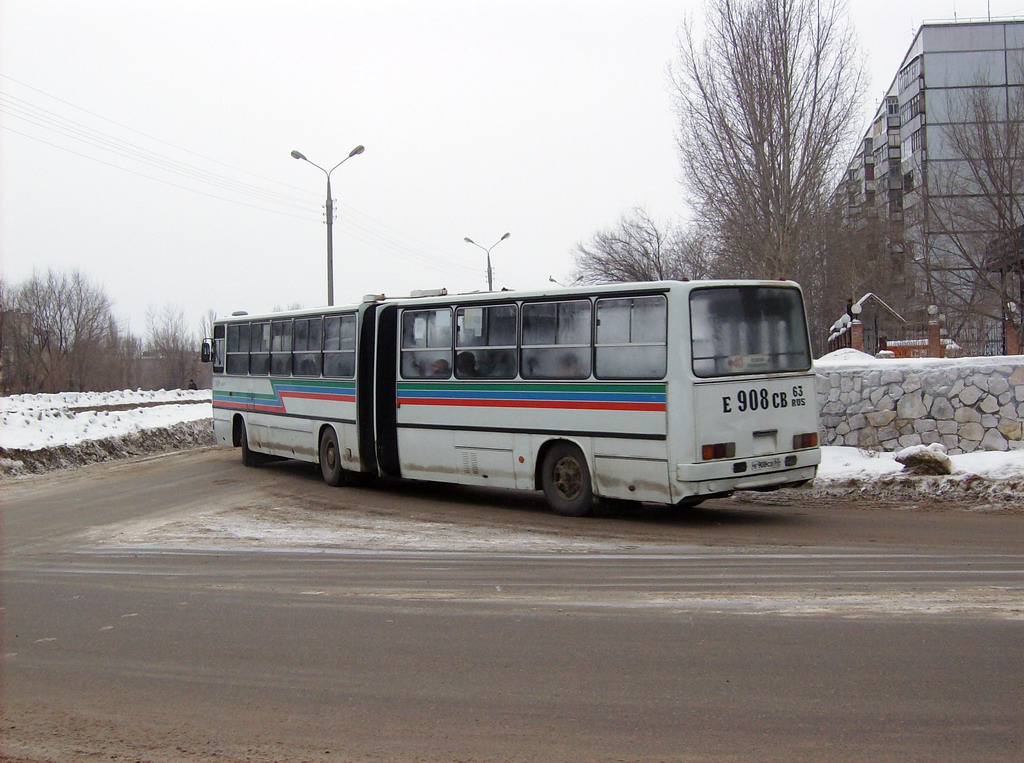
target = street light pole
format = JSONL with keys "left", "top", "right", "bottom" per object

{"left": 290, "top": 144, "right": 365, "bottom": 306}
{"left": 463, "top": 232, "right": 510, "bottom": 291}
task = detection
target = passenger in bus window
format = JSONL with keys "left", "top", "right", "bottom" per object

{"left": 557, "top": 351, "right": 584, "bottom": 378}
{"left": 455, "top": 351, "right": 478, "bottom": 378}
{"left": 430, "top": 358, "right": 450, "bottom": 377}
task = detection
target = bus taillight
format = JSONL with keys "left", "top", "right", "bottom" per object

{"left": 701, "top": 442, "right": 736, "bottom": 460}
{"left": 793, "top": 432, "right": 818, "bottom": 450}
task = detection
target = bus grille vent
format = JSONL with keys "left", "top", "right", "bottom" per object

{"left": 461, "top": 451, "right": 479, "bottom": 475}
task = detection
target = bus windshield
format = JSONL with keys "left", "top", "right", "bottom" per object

{"left": 690, "top": 285, "right": 811, "bottom": 377}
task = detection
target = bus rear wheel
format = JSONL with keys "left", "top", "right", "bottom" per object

{"left": 319, "top": 427, "right": 346, "bottom": 486}
{"left": 541, "top": 442, "right": 593, "bottom": 517}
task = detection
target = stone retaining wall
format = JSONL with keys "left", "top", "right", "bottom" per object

{"left": 815, "top": 355, "right": 1024, "bottom": 453}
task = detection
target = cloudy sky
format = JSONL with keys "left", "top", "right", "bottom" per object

{"left": 3, "top": 0, "right": 1023, "bottom": 336}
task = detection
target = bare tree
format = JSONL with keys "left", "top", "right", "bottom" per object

{"left": 573, "top": 208, "right": 714, "bottom": 284}
{"left": 145, "top": 305, "right": 200, "bottom": 390}
{"left": 670, "top": 0, "right": 865, "bottom": 279}
{"left": 199, "top": 308, "right": 217, "bottom": 342}
{"left": 913, "top": 69, "right": 1024, "bottom": 351}
{"left": 4, "top": 269, "right": 133, "bottom": 393}
{"left": 796, "top": 200, "right": 898, "bottom": 354}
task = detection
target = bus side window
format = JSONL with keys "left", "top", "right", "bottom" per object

{"left": 521, "top": 300, "right": 591, "bottom": 379}
{"left": 401, "top": 308, "right": 452, "bottom": 379}
{"left": 594, "top": 296, "right": 666, "bottom": 379}
{"left": 212, "top": 324, "right": 226, "bottom": 374}
{"left": 226, "top": 323, "right": 250, "bottom": 375}
{"left": 455, "top": 304, "right": 517, "bottom": 379}
{"left": 249, "top": 322, "right": 270, "bottom": 375}
{"left": 271, "top": 320, "right": 292, "bottom": 376}
{"left": 293, "top": 317, "right": 322, "bottom": 376}
{"left": 324, "top": 314, "right": 356, "bottom": 378}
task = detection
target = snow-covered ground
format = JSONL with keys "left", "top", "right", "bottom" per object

{"left": 1, "top": 388, "right": 1022, "bottom": 506}
{"left": 0, "top": 388, "right": 211, "bottom": 449}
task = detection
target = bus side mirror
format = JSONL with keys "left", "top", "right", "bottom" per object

{"left": 201, "top": 339, "right": 213, "bottom": 364}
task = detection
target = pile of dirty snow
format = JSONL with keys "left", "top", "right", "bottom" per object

{"left": 0, "top": 389, "right": 213, "bottom": 476}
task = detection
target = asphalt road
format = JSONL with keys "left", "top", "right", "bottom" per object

{"left": 2, "top": 449, "right": 1023, "bottom": 762}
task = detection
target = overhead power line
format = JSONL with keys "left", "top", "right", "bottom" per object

{"left": 0, "top": 75, "right": 482, "bottom": 278}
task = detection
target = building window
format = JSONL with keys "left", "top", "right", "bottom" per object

{"left": 901, "top": 93, "right": 925, "bottom": 125}
{"left": 898, "top": 57, "right": 921, "bottom": 91}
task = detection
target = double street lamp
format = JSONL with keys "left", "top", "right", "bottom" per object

{"left": 290, "top": 144, "right": 365, "bottom": 306}
{"left": 463, "top": 232, "right": 510, "bottom": 292}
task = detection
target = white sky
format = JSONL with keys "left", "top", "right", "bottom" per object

{"left": 3, "top": 0, "right": 1023, "bottom": 337}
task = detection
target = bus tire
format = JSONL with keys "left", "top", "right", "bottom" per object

{"left": 239, "top": 421, "right": 260, "bottom": 468}
{"left": 319, "top": 427, "right": 346, "bottom": 486}
{"left": 541, "top": 442, "right": 594, "bottom": 517}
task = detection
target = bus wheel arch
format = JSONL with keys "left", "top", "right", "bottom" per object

{"left": 537, "top": 439, "right": 594, "bottom": 517}
{"left": 234, "top": 416, "right": 260, "bottom": 468}
{"left": 231, "top": 415, "right": 245, "bottom": 447}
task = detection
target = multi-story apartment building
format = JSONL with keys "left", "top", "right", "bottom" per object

{"left": 841, "top": 18, "right": 1024, "bottom": 355}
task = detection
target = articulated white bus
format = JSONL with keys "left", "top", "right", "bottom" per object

{"left": 203, "top": 280, "right": 820, "bottom": 515}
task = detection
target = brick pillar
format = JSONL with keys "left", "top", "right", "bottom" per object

{"left": 928, "top": 320, "right": 942, "bottom": 358}
{"left": 1006, "top": 320, "right": 1021, "bottom": 355}
{"left": 850, "top": 320, "right": 863, "bottom": 352}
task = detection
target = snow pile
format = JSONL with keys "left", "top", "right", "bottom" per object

{"left": 814, "top": 347, "right": 1018, "bottom": 371}
{"left": 779, "top": 444, "right": 1024, "bottom": 508}
{"left": 0, "top": 389, "right": 213, "bottom": 475}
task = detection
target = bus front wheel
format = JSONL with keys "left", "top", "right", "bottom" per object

{"left": 541, "top": 442, "right": 594, "bottom": 517}
{"left": 319, "top": 427, "right": 346, "bottom": 486}
{"left": 239, "top": 420, "right": 260, "bottom": 468}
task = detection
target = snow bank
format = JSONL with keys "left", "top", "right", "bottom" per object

{"left": 1, "top": 389, "right": 1022, "bottom": 507}
{"left": 0, "top": 389, "right": 213, "bottom": 476}
{"left": 0, "top": 389, "right": 211, "bottom": 449}
{"left": 815, "top": 348, "right": 1019, "bottom": 372}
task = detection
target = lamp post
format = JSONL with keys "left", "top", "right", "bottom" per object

{"left": 290, "top": 144, "right": 365, "bottom": 306}
{"left": 463, "top": 232, "right": 510, "bottom": 291}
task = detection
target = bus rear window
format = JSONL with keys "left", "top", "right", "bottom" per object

{"left": 690, "top": 286, "right": 811, "bottom": 377}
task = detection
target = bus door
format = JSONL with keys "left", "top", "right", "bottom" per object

{"left": 356, "top": 303, "right": 379, "bottom": 476}
{"left": 373, "top": 304, "right": 402, "bottom": 477}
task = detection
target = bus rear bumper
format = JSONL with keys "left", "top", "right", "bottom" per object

{"left": 675, "top": 450, "right": 820, "bottom": 493}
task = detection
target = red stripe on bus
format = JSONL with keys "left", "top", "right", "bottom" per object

{"left": 396, "top": 397, "right": 665, "bottom": 412}
{"left": 279, "top": 391, "right": 356, "bottom": 403}
{"left": 212, "top": 400, "right": 247, "bottom": 410}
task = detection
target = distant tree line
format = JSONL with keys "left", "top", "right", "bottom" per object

{"left": 0, "top": 268, "right": 208, "bottom": 395}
